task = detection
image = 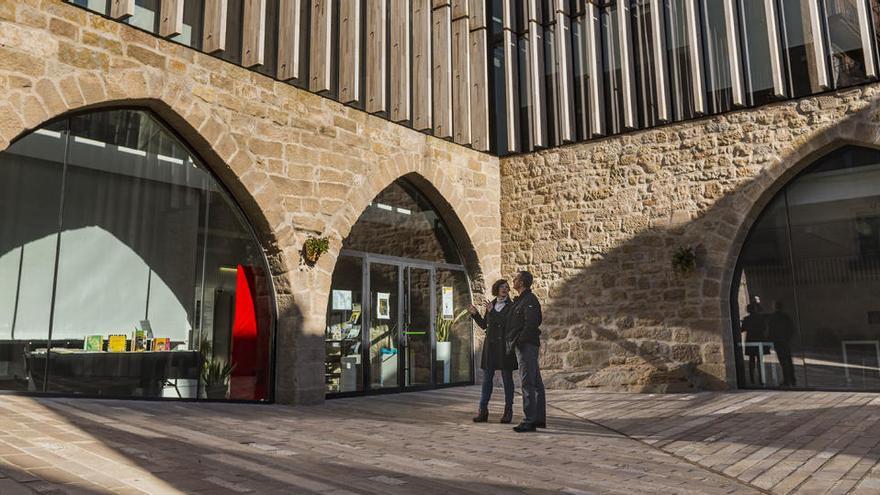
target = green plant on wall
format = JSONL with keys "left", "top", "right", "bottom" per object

{"left": 672, "top": 246, "right": 697, "bottom": 274}
{"left": 436, "top": 309, "right": 469, "bottom": 342}
{"left": 303, "top": 236, "right": 329, "bottom": 264}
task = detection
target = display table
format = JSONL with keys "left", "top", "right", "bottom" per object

{"left": 26, "top": 349, "right": 200, "bottom": 397}
{"left": 841, "top": 340, "right": 880, "bottom": 382}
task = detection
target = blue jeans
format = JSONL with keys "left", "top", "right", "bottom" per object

{"left": 479, "top": 367, "right": 514, "bottom": 411}
{"left": 515, "top": 343, "right": 546, "bottom": 426}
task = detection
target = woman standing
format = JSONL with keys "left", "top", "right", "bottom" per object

{"left": 468, "top": 279, "right": 518, "bottom": 423}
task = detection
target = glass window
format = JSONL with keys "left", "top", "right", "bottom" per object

{"left": 342, "top": 181, "right": 462, "bottom": 264}
{"left": 170, "top": 0, "right": 205, "bottom": 49}
{"left": 780, "top": 0, "right": 829, "bottom": 97}
{"left": 633, "top": 0, "right": 665, "bottom": 127}
{"left": 824, "top": 0, "right": 875, "bottom": 87}
{"left": 220, "top": 0, "right": 245, "bottom": 65}
{"left": 602, "top": 4, "right": 626, "bottom": 134}
{"left": 701, "top": 0, "right": 736, "bottom": 113}
{"left": 369, "top": 263, "right": 399, "bottom": 390}
{"left": 436, "top": 268, "right": 472, "bottom": 384}
{"left": 71, "top": 0, "right": 108, "bottom": 15}
{"left": 665, "top": 0, "right": 703, "bottom": 120}
{"left": 0, "top": 122, "right": 66, "bottom": 392}
{"left": 740, "top": 0, "right": 785, "bottom": 105}
{"left": 732, "top": 146, "right": 880, "bottom": 391}
{"left": 324, "top": 256, "right": 364, "bottom": 393}
{"left": 256, "top": 0, "right": 280, "bottom": 77}
{"left": 125, "top": 0, "right": 160, "bottom": 34}
{"left": 0, "top": 109, "right": 273, "bottom": 401}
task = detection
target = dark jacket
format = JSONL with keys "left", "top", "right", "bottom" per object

{"left": 506, "top": 289, "right": 542, "bottom": 353}
{"left": 471, "top": 298, "right": 518, "bottom": 370}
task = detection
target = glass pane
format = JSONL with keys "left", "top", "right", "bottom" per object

{"left": 170, "top": 0, "right": 205, "bottom": 49}
{"left": 602, "top": 4, "right": 625, "bottom": 133}
{"left": 733, "top": 195, "right": 806, "bottom": 389}
{"left": 343, "top": 180, "right": 462, "bottom": 264}
{"left": 741, "top": 0, "right": 784, "bottom": 105}
{"left": 220, "top": 0, "right": 244, "bottom": 65}
{"left": 369, "top": 263, "right": 399, "bottom": 389}
{"left": 71, "top": 0, "right": 108, "bottom": 15}
{"left": 825, "top": 0, "right": 873, "bottom": 87}
{"left": 256, "top": 0, "right": 279, "bottom": 77}
{"left": 781, "top": 0, "right": 828, "bottom": 97}
{"left": 633, "top": 0, "right": 662, "bottom": 127}
{"left": 436, "top": 269, "right": 472, "bottom": 384}
{"left": 125, "top": 0, "right": 160, "bottom": 34}
{"left": 702, "top": 0, "right": 735, "bottom": 113}
{"left": 325, "top": 256, "right": 364, "bottom": 393}
{"left": 404, "top": 267, "right": 432, "bottom": 387}
{"left": 665, "top": 0, "right": 700, "bottom": 120}
{"left": 786, "top": 147, "right": 880, "bottom": 389}
{"left": 0, "top": 122, "right": 66, "bottom": 392}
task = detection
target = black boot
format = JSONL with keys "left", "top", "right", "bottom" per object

{"left": 472, "top": 409, "right": 488, "bottom": 423}
{"left": 500, "top": 407, "right": 513, "bottom": 424}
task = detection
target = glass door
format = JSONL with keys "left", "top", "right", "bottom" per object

{"left": 403, "top": 266, "right": 433, "bottom": 388}
{"left": 368, "top": 262, "right": 399, "bottom": 390}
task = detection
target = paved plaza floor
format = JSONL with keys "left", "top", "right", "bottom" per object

{"left": 0, "top": 387, "right": 879, "bottom": 494}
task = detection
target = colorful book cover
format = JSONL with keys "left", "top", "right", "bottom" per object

{"left": 108, "top": 335, "right": 126, "bottom": 353}
{"left": 152, "top": 338, "right": 170, "bottom": 351}
{"left": 83, "top": 335, "right": 103, "bottom": 352}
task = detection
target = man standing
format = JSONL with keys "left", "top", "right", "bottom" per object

{"left": 507, "top": 271, "right": 546, "bottom": 432}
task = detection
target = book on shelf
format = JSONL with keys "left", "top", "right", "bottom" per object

{"left": 152, "top": 338, "right": 171, "bottom": 351}
{"left": 83, "top": 335, "right": 103, "bottom": 352}
{"left": 107, "top": 335, "right": 127, "bottom": 353}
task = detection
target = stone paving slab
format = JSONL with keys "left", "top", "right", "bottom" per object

{"left": 0, "top": 388, "right": 876, "bottom": 493}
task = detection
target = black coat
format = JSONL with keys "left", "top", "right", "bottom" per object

{"left": 471, "top": 299, "right": 518, "bottom": 370}
{"left": 506, "top": 289, "right": 542, "bottom": 353}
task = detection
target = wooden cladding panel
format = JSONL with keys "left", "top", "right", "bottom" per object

{"left": 412, "top": 0, "right": 433, "bottom": 131}
{"left": 310, "top": 0, "right": 333, "bottom": 93}
{"left": 366, "top": 0, "right": 388, "bottom": 113}
{"left": 390, "top": 0, "right": 411, "bottom": 122}
{"left": 242, "top": 0, "right": 267, "bottom": 67}
{"left": 451, "top": 16, "right": 471, "bottom": 145}
{"left": 338, "top": 0, "right": 361, "bottom": 103}
{"left": 451, "top": 0, "right": 468, "bottom": 19}
{"left": 159, "top": 0, "right": 184, "bottom": 37}
{"left": 110, "top": 0, "right": 135, "bottom": 19}
{"left": 277, "top": 0, "right": 304, "bottom": 81}
{"left": 432, "top": 4, "right": 452, "bottom": 138}
{"left": 203, "top": 0, "right": 228, "bottom": 53}
{"left": 467, "top": 0, "right": 485, "bottom": 28}
{"left": 469, "top": 27, "right": 489, "bottom": 151}
{"left": 503, "top": 29, "right": 519, "bottom": 153}
{"left": 527, "top": 21, "right": 547, "bottom": 148}
{"left": 554, "top": 11, "right": 574, "bottom": 143}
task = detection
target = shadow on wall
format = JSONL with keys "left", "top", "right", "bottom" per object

{"left": 505, "top": 101, "right": 880, "bottom": 394}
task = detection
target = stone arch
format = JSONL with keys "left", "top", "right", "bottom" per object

{"left": 717, "top": 107, "right": 880, "bottom": 382}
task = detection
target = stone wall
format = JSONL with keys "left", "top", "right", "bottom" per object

{"left": 500, "top": 84, "right": 880, "bottom": 392}
{"left": 0, "top": 0, "right": 501, "bottom": 404}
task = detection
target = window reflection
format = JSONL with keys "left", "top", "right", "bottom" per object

{"left": 665, "top": 0, "right": 701, "bottom": 120}
{"left": 702, "top": 0, "right": 736, "bottom": 113}
{"left": 740, "top": 0, "right": 785, "bottom": 105}
{"left": 780, "top": 0, "right": 828, "bottom": 97}
{"left": 733, "top": 146, "right": 880, "bottom": 390}
{"left": 824, "top": 0, "right": 874, "bottom": 87}
{"left": 0, "top": 110, "right": 273, "bottom": 400}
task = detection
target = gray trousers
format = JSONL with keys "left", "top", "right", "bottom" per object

{"left": 515, "top": 343, "right": 546, "bottom": 426}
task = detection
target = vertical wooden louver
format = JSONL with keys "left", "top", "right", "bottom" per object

{"left": 469, "top": 0, "right": 489, "bottom": 151}
{"left": 366, "top": 0, "right": 388, "bottom": 114}
{"left": 110, "top": 0, "right": 135, "bottom": 19}
{"left": 159, "top": 0, "right": 184, "bottom": 37}
{"left": 277, "top": 0, "right": 304, "bottom": 81}
{"left": 242, "top": 0, "right": 267, "bottom": 67}
{"left": 502, "top": 0, "right": 519, "bottom": 153}
{"left": 310, "top": 0, "right": 334, "bottom": 93}
{"left": 554, "top": 1, "right": 574, "bottom": 144}
{"left": 203, "top": 0, "right": 229, "bottom": 53}
{"left": 526, "top": 1, "right": 546, "bottom": 148}
{"left": 390, "top": 0, "right": 412, "bottom": 122}
{"left": 338, "top": 0, "right": 362, "bottom": 103}
{"left": 432, "top": 3, "right": 453, "bottom": 138}
{"left": 412, "top": 0, "right": 433, "bottom": 131}
{"left": 451, "top": 1, "right": 471, "bottom": 145}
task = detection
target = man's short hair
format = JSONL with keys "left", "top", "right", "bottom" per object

{"left": 518, "top": 270, "right": 534, "bottom": 288}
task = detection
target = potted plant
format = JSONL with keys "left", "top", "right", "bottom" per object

{"left": 435, "top": 309, "right": 469, "bottom": 383}
{"left": 302, "top": 236, "right": 329, "bottom": 265}
{"left": 202, "top": 358, "right": 235, "bottom": 399}
{"left": 671, "top": 246, "right": 698, "bottom": 274}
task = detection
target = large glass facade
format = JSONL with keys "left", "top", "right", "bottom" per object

{"left": 324, "top": 178, "right": 473, "bottom": 395}
{"left": 0, "top": 109, "right": 274, "bottom": 401}
{"left": 732, "top": 146, "right": 880, "bottom": 390}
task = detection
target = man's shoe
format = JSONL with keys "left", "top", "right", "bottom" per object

{"left": 500, "top": 408, "right": 513, "bottom": 424}
{"left": 513, "top": 422, "right": 536, "bottom": 432}
{"left": 472, "top": 409, "right": 488, "bottom": 423}
{"left": 535, "top": 421, "right": 546, "bottom": 429}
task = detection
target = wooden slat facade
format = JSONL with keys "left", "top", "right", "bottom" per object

{"left": 242, "top": 0, "right": 267, "bottom": 68}
{"left": 451, "top": 15, "right": 471, "bottom": 145}
{"left": 277, "top": 0, "right": 304, "bottom": 81}
{"left": 469, "top": 26, "right": 488, "bottom": 151}
{"left": 412, "top": 0, "right": 433, "bottom": 131}
{"left": 338, "top": 0, "right": 361, "bottom": 104}
{"left": 366, "top": 0, "right": 388, "bottom": 114}
{"left": 309, "top": 0, "right": 333, "bottom": 93}
{"left": 159, "top": 0, "right": 184, "bottom": 37}
{"left": 203, "top": 0, "right": 228, "bottom": 53}
{"left": 390, "top": 0, "right": 411, "bottom": 122}
{"left": 432, "top": 4, "right": 453, "bottom": 139}
{"left": 109, "top": 0, "right": 135, "bottom": 19}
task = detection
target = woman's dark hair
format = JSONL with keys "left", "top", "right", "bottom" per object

{"left": 491, "top": 279, "right": 509, "bottom": 297}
